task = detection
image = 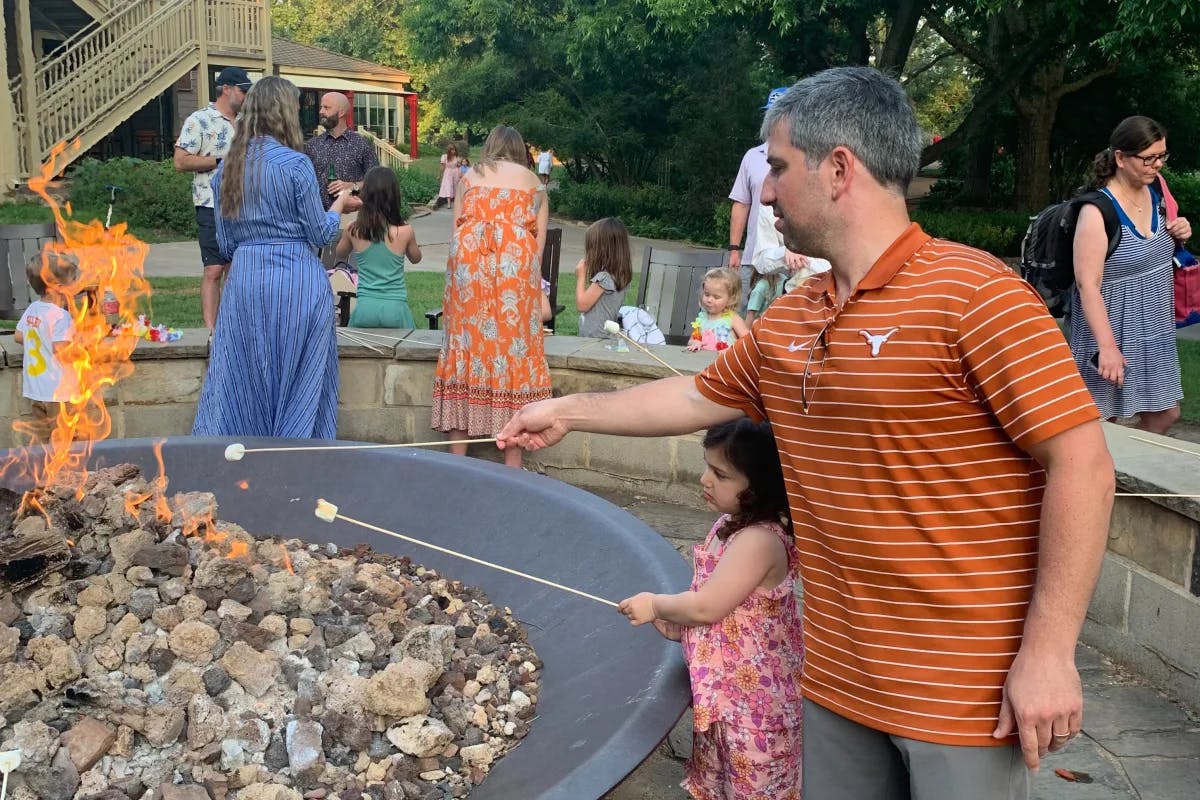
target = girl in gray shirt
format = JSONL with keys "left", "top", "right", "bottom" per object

{"left": 575, "top": 217, "right": 633, "bottom": 337}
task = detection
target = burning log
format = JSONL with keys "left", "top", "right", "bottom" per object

{"left": 0, "top": 512, "right": 69, "bottom": 593}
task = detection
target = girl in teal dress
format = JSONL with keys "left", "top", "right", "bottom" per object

{"left": 335, "top": 166, "right": 422, "bottom": 328}
{"left": 687, "top": 267, "right": 749, "bottom": 351}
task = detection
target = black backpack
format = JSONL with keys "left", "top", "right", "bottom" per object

{"left": 1020, "top": 178, "right": 1165, "bottom": 317}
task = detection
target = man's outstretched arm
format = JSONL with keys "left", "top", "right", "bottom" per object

{"left": 497, "top": 375, "right": 744, "bottom": 452}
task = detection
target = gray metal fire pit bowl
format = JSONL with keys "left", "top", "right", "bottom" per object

{"left": 1, "top": 436, "right": 691, "bottom": 799}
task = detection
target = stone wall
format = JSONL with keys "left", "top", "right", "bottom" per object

{"left": 2, "top": 329, "right": 1199, "bottom": 708}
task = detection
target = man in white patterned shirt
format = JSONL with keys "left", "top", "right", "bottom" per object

{"left": 174, "top": 66, "right": 250, "bottom": 331}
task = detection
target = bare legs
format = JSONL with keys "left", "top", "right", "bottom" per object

{"left": 202, "top": 263, "right": 230, "bottom": 331}
{"left": 1138, "top": 405, "right": 1181, "bottom": 436}
{"left": 447, "top": 429, "right": 523, "bottom": 468}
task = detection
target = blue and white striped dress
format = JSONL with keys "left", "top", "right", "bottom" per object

{"left": 1067, "top": 187, "right": 1183, "bottom": 419}
{"left": 192, "top": 136, "right": 341, "bottom": 438}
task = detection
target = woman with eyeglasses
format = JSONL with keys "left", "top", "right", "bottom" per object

{"left": 1067, "top": 115, "right": 1191, "bottom": 434}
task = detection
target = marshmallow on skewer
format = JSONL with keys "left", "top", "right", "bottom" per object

{"left": 601, "top": 319, "right": 683, "bottom": 376}
{"left": 314, "top": 499, "right": 339, "bottom": 523}
{"left": 224, "top": 443, "right": 246, "bottom": 462}
{"left": 0, "top": 749, "right": 21, "bottom": 800}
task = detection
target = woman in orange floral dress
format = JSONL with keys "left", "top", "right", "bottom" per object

{"left": 432, "top": 125, "right": 552, "bottom": 468}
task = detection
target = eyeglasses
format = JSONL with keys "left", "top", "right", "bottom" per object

{"left": 801, "top": 319, "right": 833, "bottom": 413}
{"left": 1121, "top": 150, "right": 1169, "bottom": 167}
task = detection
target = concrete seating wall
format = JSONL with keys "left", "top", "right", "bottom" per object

{"left": 0, "top": 330, "right": 1198, "bottom": 710}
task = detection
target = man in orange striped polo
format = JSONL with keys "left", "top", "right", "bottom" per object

{"left": 498, "top": 66, "right": 1114, "bottom": 799}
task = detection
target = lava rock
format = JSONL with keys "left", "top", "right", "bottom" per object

{"left": 219, "top": 641, "right": 281, "bottom": 697}
{"left": 167, "top": 619, "right": 220, "bottom": 664}
{"left": 146, "top": 647, "right": 177, "bottom": 675}
{"left": 131, "top": 542, "right": 190, "bottom": 576}
{"left": 263, "top": 734, "right": 289, "bottom": 771}
{"left": 285, "top": 719, "right": 325, "bottom": 786}
{"left": 386, "top": 717, "right": 454, "bottom": 758}
{"left": 25, "top": 748, "right": 80, "bottom": 798}
{"left": 361, "top": 658, "right": 439, "bottom": 718}
{"left": 126, "top": 588, "right": 160, "bottom": 620}
{"left": 202, "top": 665, "right": 231, "bottom": 696}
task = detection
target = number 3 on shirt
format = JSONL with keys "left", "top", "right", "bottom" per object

{"left": 25, "top": 329, "right": 48, "bottom": 377}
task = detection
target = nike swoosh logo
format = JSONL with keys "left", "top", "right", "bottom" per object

{"left": 787, "top": 341, "right": 805, "bottom": 352}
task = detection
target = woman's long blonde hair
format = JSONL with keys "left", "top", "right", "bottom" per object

{"left": 220, "top": 76, "right": 304, "bottom": 218}
{"left": 473, "top": 125, "right": 528, "bottom": 176}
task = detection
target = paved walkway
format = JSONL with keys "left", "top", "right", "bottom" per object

{"left": 592, "top": 488, "right": 1200, "bottom": 800}
{"left": 141, "top": 207, "right": 703, "bottom": 279}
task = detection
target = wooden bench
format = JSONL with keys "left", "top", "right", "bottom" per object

{"left": 426, "top": 227, "right": 565, "bottom": 331}
{"left": 0, "top": 222, "right": 58, "bottom": 322}
{"left": 635, "top": 246, "right": 727, "bottom": 345}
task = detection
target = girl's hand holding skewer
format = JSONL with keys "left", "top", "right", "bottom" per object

{"left": 618, "top": 592, "right": 658, "bottom": 625}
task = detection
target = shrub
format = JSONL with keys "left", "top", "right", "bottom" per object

{"left": 549, "top": 178, "right": 725, "bottom": 246}
{"left": 1162, "top": 168, "right": 1200, "bottom": 217}
{"left": 396, "top": 166, "right": 439, "bottom": 214}
{"left": 911, "top": 208, "right": 1029, "bottom": 257}
{"left": 69, "top": 158, "right": 196, "bottom": 237}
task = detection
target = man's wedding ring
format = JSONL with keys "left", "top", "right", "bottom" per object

{"left": 1052, "top": 732, "right": 1071, "bottom": 740}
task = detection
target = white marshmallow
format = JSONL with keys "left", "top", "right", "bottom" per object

{"left": 314, "top": 499, "right": 338, "bottom": 523}
{"left": 603, "top": 320, "right": 621, "bottom": 334}
{"left": 224, "top": 443, "right": 246, "bottom": 462}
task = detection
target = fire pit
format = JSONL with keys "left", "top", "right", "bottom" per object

{"left": 0, "top": 436, "right": 691, "bottom": 800}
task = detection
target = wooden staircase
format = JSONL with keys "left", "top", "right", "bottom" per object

{"left": 8, "top": 0, "right": 269, "bottom": 178}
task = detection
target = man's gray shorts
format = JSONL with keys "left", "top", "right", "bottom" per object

{"left": 803, "top": 699, "right": 1029, "bottom": 800}
{"left": 195, "top": 206, "right": 225, "bottom": 267}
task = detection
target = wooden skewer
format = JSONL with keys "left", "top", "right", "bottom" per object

{"left": 1128, "top": 434, "right": 1200, "bottom": 459}
{"left": 336, "top": 329, "right": 389, "bottom": 354}
{"left": 338, "top": 328, "right": 444, "bottom": 348}
{"left": 341, "top": 329, "right": 402, "bottom": 342}
{"left": 1117, "top": 493, "right": 1200, "bottom": 498}
{"left": 602, "top": 321, "right": 683, "bottom": 376}
{"left": 224, "top": 438, "right": 497, "bottom": 461}
{"left": 314, "top": 500, "right": 618, "bottom": 607}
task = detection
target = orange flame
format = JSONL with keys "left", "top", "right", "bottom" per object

{"left": 280, "top": 545, "right": 294, "bottom": 575}
{"left": 2, "top": 140, "right": 151, "bottom": 505}
{"left": 151, "top": 439, "right": 172, "bottom": 522}
{"left": 122, "top": 490, "right": 152, "bottom": 518}
{"left": 237, "top": 480, "right": 249, "bottom": 491}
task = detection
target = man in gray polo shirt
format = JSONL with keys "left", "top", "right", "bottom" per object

{"left": 174, "top": 66, "right": 250, "bottom": 332}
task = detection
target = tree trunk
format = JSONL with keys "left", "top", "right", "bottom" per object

{"left": 1012, "top": 59, "right": 1065, "bottom": 212}
{"left": 878, "top": 0, "right": 926, "bottom": 75}
{"left": 961, "top": 130, "right": 995, "bottom": 207}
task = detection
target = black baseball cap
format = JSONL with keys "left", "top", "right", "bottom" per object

{"left": 215, "top": 66, "right": 252, "bottom": 91}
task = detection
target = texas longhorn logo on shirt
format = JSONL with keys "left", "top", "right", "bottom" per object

{"left": 859, "top": 328, "right": 899, "bottom": 356}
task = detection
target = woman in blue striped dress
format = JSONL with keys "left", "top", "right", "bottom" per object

{"left": 193, "top": 76, "right": 348, "bottom": 439}
{"left": 1068, "top": 116, "right": 1191, "bottom": 434}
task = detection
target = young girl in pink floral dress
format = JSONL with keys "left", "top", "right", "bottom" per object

{"left": 619, "top": 418, "right": 804, "bottom": 800}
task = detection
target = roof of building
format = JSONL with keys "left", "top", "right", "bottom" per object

{"left": 272, "top": 37, "right": 411, "bottom": 83}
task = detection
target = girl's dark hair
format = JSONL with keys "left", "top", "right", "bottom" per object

{"left": 1087, "top": 115, "right": 1167, "bottom": 190}
{"left": 349, "top": 166, "right": 405, "bottom": 243}
{"left": 583, "top": 217, "right": 633, "bottom": 291}
{"left": 703, "top": 418, "right": 791, "bottom": 540}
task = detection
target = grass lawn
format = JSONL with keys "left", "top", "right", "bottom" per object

{"left": 0, "top": 202, "right": 190, "bottom": 244}
{"left": 1180, "top": 339, "right": 1200, "bottom": 423}
{"left": 143, "top": 272, "right": 641, "bottom": 339}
